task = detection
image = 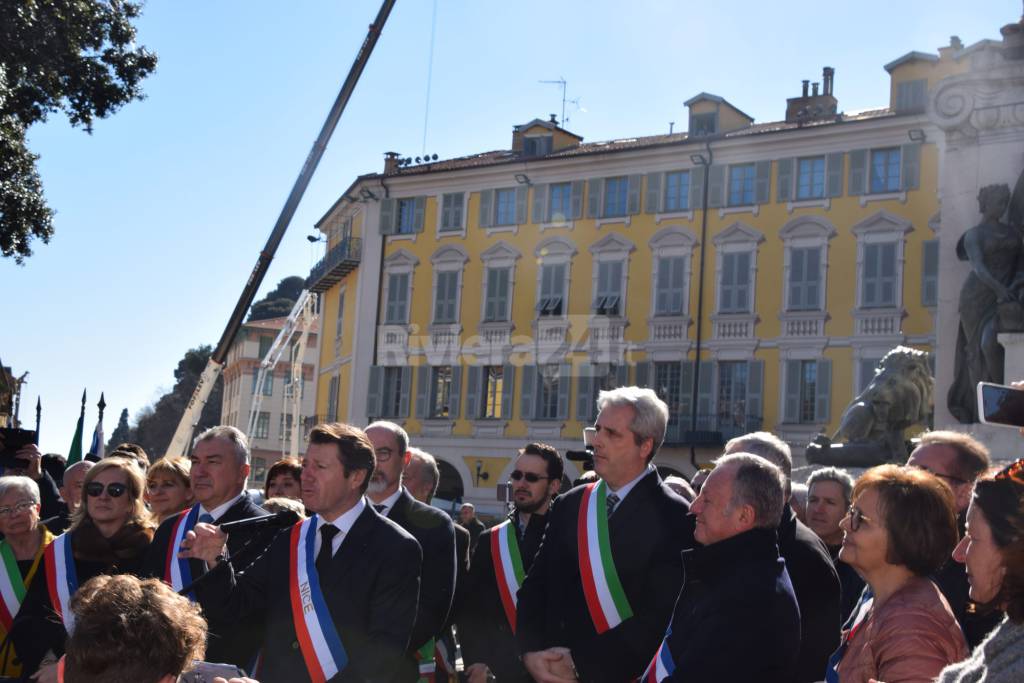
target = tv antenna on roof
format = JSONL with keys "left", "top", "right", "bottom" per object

{"left": 539, "top": 78, "right": 585, "bottom": 127}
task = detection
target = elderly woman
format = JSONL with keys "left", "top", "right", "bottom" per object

{"left": 264, "top": 457, "right": 302, "bottom": 501}
{"left": 0, "top": 476, "right": 55, "bottom": 677}
{"left": 938, "top": 458, "right": 1024, "bottom": 682}
{"left": 827, "top": 465, "right": 967, "bottom": 683}
{"left": 145, "top": 457, "right": 193, "bottom": 524}
{"left": 10, "top": 457, "right": 155, "bottom": 678}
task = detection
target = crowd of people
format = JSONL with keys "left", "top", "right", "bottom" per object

{"left": 0, "top": 385, "right": 1022, "bottom": 682}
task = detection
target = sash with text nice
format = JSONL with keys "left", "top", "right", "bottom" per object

{"left": 490, "top": 519, "right": 525, "bottom": 632}
{"left": 165, "top": 505, "right": 202, "bottom": 599}
{"left": 44, "top": 533, "right": 77, "bottom": 632}
{"left": 577, "top": 480, "right": 633, "bottom": 633}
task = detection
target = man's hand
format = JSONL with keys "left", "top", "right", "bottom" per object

{"left": 522, "top": 649, "right": 578, "bottom": 683}
{"left": 465, "top": 663, "right": 494, "bottom": 683}
{"left": 178, "top": 523, "right": 228, "bottom": 566}
{"left": 8, "top": 443, "right": 44, "bottom": 480}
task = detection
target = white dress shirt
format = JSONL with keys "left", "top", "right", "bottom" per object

{"left": 314, "top": 496, "right": 366, "bottom": 558}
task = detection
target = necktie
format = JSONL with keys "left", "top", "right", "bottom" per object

{"left": 317, "top": 525, "right": 339, "bottom": 576}
{"left": 373, "top": 504, "right": 387, "bottom": 514}
{"left": 606, "top": 493, "right": 621, "bottom": 518}
{"left": 198, "top": 513, "right": 214, "bottom": 524}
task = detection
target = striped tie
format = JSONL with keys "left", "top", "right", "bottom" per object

{"left": 606, "top": 493, "right": 620, "bottom": 518}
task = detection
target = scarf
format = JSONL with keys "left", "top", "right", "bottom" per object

{"left": 71, "top": 518, "right": 154, "bottom": 566}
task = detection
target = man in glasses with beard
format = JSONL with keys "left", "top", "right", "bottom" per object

{"left": 456, "top": 443, "right": 563, "bottom": 683}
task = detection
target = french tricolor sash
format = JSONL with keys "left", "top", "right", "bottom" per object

{"left": 43, "top": 533, "right": 77, "bottom": 632}
{"left": 490, "top": 520, "right": 525, "bottom": 632}
{"left": 289, "top": 516, "right": 348, "bottom": 683}
{"left": 577, "top": 481, "right": 633, "bottom": 633}
{"left": 165, "top": 505, "right": 202, "bottom": 598}
{"left": 640, "top": 628, "right": 676, "bottom": 682}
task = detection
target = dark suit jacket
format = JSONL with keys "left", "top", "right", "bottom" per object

{"left": 777, "top": 506, "right": 841, "bottom": 683}
{"left": 448, "top": 523, "right": 470, "bottom": 629}
{"left": 386, "top": 489, "right": 457, "bottom": 651}
{"left": 516, "top": 471, "right": 694, "bottom": 682}
{"left": 143, "top": 492, "right": 274, "bottom": 669}
{"left": 196, "top": 504, "right": 422, "bottom": 683}
{"left": 458, "top": 510, "right": 548, "bottom": 683}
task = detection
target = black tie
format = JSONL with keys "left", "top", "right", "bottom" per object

{"left": 317, "top": 525, "right": 339, "bottom": 576}
{"left": 373, "top": 504, "right": 387, "bottom": 514}
{"left": 606, "top": 493, "right": 621, "bottom": 518}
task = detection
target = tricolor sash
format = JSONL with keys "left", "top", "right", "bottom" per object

{"left": 289, "top": 515, "right": 348, "bottom": 683}
{"left": 415, "top": 638, "right": 436, "bottom": 681}
{"left": 490, "top": 520, "right": 525, "bottom": 632}
{"left": 640, "top": 628, "right": 676, "bottom": 682}
{"left": 577, "top": 481, "right": 633, "bottom": 633}
{"left": 43, "top": 533, "right": 77, "bottom": 632}
{"left": 0, "top": 541, "right": 28, "bottom": 632}
{"left": 165, "top": 505, "right": 202, "bottom": 598}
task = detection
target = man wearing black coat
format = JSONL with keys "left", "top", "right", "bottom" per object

{"left": 517, "top": 387, "right": 694, "bottom": 683}
{"left": 650, "top": 453, "right": 800, "bottom": 682}
{"left": 183, "top": 422, "right": 422, "bottom": 683}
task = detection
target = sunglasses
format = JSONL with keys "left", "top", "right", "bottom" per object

{"left": 509, "top": 470, "right": 552, "bottom": 484}
{"left": 996, "top": 459, "right": 1024, "bottom": 486}
{"left": 85, "top": 482, "right": 128, "bottom": 498}
{"left": 846, "top": 506, "right": 873, "bottom": 532}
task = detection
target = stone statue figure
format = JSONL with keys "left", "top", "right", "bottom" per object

{"left": 947, "top": 181, "right": 1024, "bottom": 423}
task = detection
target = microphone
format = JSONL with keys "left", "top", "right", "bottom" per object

{"left": 217, "top": 509, "right": 300, "bottom": 532}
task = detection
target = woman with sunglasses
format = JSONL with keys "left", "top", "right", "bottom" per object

{"left": 826, "top": 465, "right": 967, "bottom": 683}
{"left": 10, "top": 458, "right": 155, "bottom": 679}
{"left": 937, "top": 458, "right": 1024, "bottom": 682}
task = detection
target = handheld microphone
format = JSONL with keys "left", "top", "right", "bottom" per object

{"left": 217, "top": 509, "right": 300, "bottom": 532}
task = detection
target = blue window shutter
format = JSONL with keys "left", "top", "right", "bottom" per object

{"left": 615, "top": 364, "right": 629, "bottom": 387}
{"left": 754, "top": 160, "right": 772, "bottom": 205}
{"left": 398, "top": 367, "right": 412, "bottom": 417}
{"left": 519, "top": 365, "right": 536, "bottom": 420}
{"left": 678, "top": 361, "right": 694, "bottom": 423}
{"left": 576, "top": 368, "right": 595, "bottom": 422}
{"left": 815, "top": 359, "right": 832, "bottom": 423}
{"left": 697, "top": 360, "right": 714, "bottom": 418}
{"left": 826, "top": 152, "right": 844, "bottom": 197}
{"left": 449, "top": 365, "right": 462, "bottom": 419}
{"left": 784, "top": 361, "right": 801, "bottom": 422}
{"left": 515, "top": 186, "right": 528, "bottom": 224}
{"left": 413, "top": 196, "right": 426, "bottom": 232}
{"left": 557, "top": 363, "right": 572, "bottom": 420}
{"left": 901, "top": 143, "right": 921, "bottom": 190}
{"left": 379, "top": 199, "right": 396, "bottom": 235}
{"left": 922, "top": 240, "right": 939, "bottom": 307}
{"left": 627, "top": 174, "right": 643, "bottom": 215}
{"left": 707, "top": 166, "right": 726, "bottom": 208}
{"left": 635, "top": 361, "right": 652, "bottom": 389}
{"left": 777, "top": 158, "right": 793, "bottom": 202}
{"left": 367, "top": 366, "right": 383, "bottom": 418}
{"left": 586, "top": 179, "right": 603, "bottom": 218}
{"left": 415, "top": 366, "right": 431, "bottom": 418}
{"left": 440, "top": 194, "right": 453, "bottom": 230}
{"left": 645, "top": 172, "right": 663, "bottom": 213}
{"left": 501, "top": 363, "right": 516, "bottom": 420}
{"left": 747, "top": 360, "right": 764, "bottom": 425}
{"left": 465, "top": 366, "right": 482, "bottom": 419}
{"left": 532, "top": 184, "right": 549, "bottom": 224}
{"left": 570, "top": 180, "right": 584, "bottom": 219}
{"left": 689, "top": 166, "right": 706, "bottom": 210}
{"left": 848, "top": 150, "right": 867, "bottom": 196}
{"left": 478, "top": 190, "right": 494, "bottom": 228}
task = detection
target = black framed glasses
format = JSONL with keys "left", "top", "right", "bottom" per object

{"left": 996, "top": 458, "right": 1024, "bottom": 485}
{"left": 85, "top": 482, "right": 128, "bottom": 498}
{"left": 846, "top": 506, "right": 873, "bottom": 532}
{"left": 509, "top": 470, "right": 552, "bottom": 484}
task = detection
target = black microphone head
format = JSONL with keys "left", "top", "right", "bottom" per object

{"left": 270, "top": 509, "right": 301, "bottom": 527}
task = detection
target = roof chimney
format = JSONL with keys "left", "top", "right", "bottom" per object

{"left": 549, "top": 113, "right": 558, "bottom": 124}
{"left": 785, "top": 68, "right": 839, "bottom": 125}
{"left": 802, "top": 80, "right": 809, "bottom": 97}
{"left": 383, "top": 151, "right": 400, "bottom": 175}
{"left": 812, "top": 82, "right": 820, "bottom": 96}
{"left": 823, "top": 66, "right": 835, "bottom": 96}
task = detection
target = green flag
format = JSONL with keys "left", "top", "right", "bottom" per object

{"left": 67, "top": 390, "right": 86, "bottom": 465}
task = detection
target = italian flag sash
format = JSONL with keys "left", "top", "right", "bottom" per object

{"left": 490, "top": 520, "right": 525, "bottom": 632}
{"left": 43, "top": 533, "right": 77, "bottom": 632}
{"left": 289, "top": 516, "right": 348, "bottom": 683}
{"left": 165, "top": 505, "right": 202, "bottom": 598}
{"left": 640, "top": 629, "right": 676, "bottom": 682}
{"left": 415, "top": 638, "right": 436, "bottom": 681}
{"left": 0, "top": 527, "right": 51, "bottom": 632}
{"left": 577, "top": 481, "right": 633, "bottom": 633}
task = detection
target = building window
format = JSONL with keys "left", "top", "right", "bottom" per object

{"left": 858, "top": 358, "right": 881, "bottom": 395}
{"left": 798, "top": 360, "right": 817, "bottom": 423}
{"left": 654, "top": 362, "right": 683, "bottom": 426}
{"left": 523, "top": 136, "right": 553, "bottom": 157}
{"left": 537, "top": 364, "right": 561, "bottom": 420}
{"left": 396, "top": 198, "right": 418, "bottom": 234}
{"left": 484, "top": 267, "right": 511, "bottom": 322}
{"left": 327, "top": 375, "right": 339, "bottom": 420}
{"left": 433, "top": 270, "right": 460, "bottom": 324}
{"left": 690, "top": 112, "right": 717, "bottom": 137}
{"left": 664, "top": 171, "right": 690, "bottom": 212}
{"left": 869, "top": 148, "right": 901, "bottom": 194}
{"left": 549, "top": 182, "right": 572, "bottom": 222}
{"left": 484, "top": 366, "right": 503, "bottom": 418}
{"left": 385, "top": 272, "right": 409, "bottom": 324}
{"left": 430, "top": 366, "right": 452, "bottom": 418}
{"left": 922, "top": 240, "right": 938, "bottom": 307}
{"left": 254, "top": 412, "right": 270, "bottom": 439}
{"left": 279, "top": 414, "right": 294, "bottom": 442}
{"left": 258, "top": 335, "right": 273, "bottom": 359}
{"left": 382, "top": 367, "right": 404, "bottom": 418}
{"left": 593, "top": 260, "right": 623, "bottom": 316}
{"left": 895, "top": 79, "right": 927, "bottom": 113}
{"left": 252, "top": 369, "right": 273, "bottom": 396}
{"left": 728, "top": 164, "right": 756, "bottom": 206}
{"left": 495, "top": 188, "right": 517, "bottom": 226}
{"left": 861, "top": 242, "right": 898, "bottom": 308}
{"left": 654, "top": 255, "right": 687, "bottom": 316}
{"left": 719, "top": 251, "right": 752, "bottom": 313}
{"left": 537, "top": 262, "right": 566, "bottom": 317}
{"left": 335, "top": 291, "right": 345, "bottom": 339}
{"left": 788, "top": 246, "right": 822, "bottom": 311}
{"left": 603, "top": 176, "right": 628, "bottom": 217}
{"left": 796, "top": 157, "right": 826, "bottom": 200}
{"left": 717, "top": 361, "right": 748, "bottom": 428}
{"left": 440, "top": 193, "right": 464, "bottom": 232}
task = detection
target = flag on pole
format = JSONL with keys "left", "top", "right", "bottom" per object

{"left": 67, "top": 390, "right": 86, "bottom": 465}
{"left": 89, "top": 417, "right": 105, "bottom": 460}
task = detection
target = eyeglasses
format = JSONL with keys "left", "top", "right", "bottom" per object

{"left": 913, "top": 465, "right": 969, "bottom": 486}
{"left": 846, "top": 506, "right": 873, "bottom": 532}
{"left": 509, "top": 470, "right": 553, "bottom": 484}
{"left": 996, "top": 458, "right": 1024, "bottom": 485}
{"left": 0, "top": 501, "right": 36, "bottom": 517}
{"left": 85, "top": 482, "right": 128, "bottom": 498}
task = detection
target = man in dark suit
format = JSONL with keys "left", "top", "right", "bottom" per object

{"left": 460, "top": 503, "right": 486, "bottom": 553}
{"left": 459, "top": 442, "right": 563, "bottom": 683}
{"left": 143, "top": 425, "right": 273, "bottom": 669}
{"left": 365, "top": 422, "right": 457, "bottom": 671}
{"left": 182, "top": 422, "right": 422, "bottom": 683}
{"left": 517, "top": 387, "right": 694, "bottom": 682}
{"left": 725, "top": 431, "right": 841, "bottom": 683}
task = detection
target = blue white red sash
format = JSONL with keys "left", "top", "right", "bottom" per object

{"left": 43, "top": 533, "right": 77, "bottom": 632}
{"left": 289, "top": 515, "right": 348, "bottom": 683}
{"left": 165, "top": 505, "right": 202, "bottom": 598}
{"left": 640, "top": 627, "right": 676, "bottom": 682}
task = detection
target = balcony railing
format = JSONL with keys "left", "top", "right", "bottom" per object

{"left": 663, "top": 413, "right": 763, "bottom": 446}
{"left": 306, "top": 238, "right": 363, "bottom": 293}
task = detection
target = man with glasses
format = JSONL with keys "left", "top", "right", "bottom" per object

{"left": 457, "top": 443, "right": 563, "bottom": 683}
{"left": 906, "top": 430, "right": 999, "bottom": 647}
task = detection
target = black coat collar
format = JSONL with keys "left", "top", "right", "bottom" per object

{"left": 683, "top": 527, "right": 780, "bottom": 584}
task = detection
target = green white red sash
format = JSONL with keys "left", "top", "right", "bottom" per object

{"left": 165, "top": 505, "right": 201, "bottom": 599}
{"left": 490, "top": 519, "right": 525, "bottom": 632}
{"left": 0, "top": 541, "right": 27, "bottom": 632}
{"left": 289, "top": 516, "right": 348, "bottom": 683}
{"left": 577, "top": 481, "right": 633, "bottom": 633}
{"left": 415, "top": 638, "right": 436, "bottom": 681}
{"left": 43, "top": 533, "right": 77, "bottom": 632}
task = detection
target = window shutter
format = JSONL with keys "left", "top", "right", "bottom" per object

{"left": 519, "top": 365, "right": 536, "bottom": 420}
{"left": 697, "top": 360, "right": 714, "bottom": 419}
{"left": 586, "top": 178, "right": 603, "bottom": 218}
{"left": 895, "top": 82, "right": 909, "bottom": 112}
{"left": 635, "top": 361, "right": 652, "bottom": 389}
{"left": 557, "top": 363, "right": 572, "bottom": 420}
{"left": 576, "top": 369, "right": 595, "bottom": 422}
{"left": 707, "top": 165, "right": 726, "bottom": 208}
{"left": 413, "top": 196, "right": 426, "bottom": 232}
{"left": 415, "top": 366, "right": 431, "bottom": 418}
{"left": 440, "top": 194, "right": 452, "bottom": 230}
{"left": 501, "top": 363, "right": 516, "bottom": 420}
{"left": 615, "top": 364, "right": 629, "bottom": 388}
{"left": 645, "top": 172, "right": 663, "bottom": 213}
{"left": 449, "top": 366, "right": 462, "bottom": 419}
{"left": 754, "top": 160, "right": 771, "bottom": 205}
{"left": 815, "top": 359, "right": 832, "bottom": 423}
{"left": 784, "top": 361, "right": 801, "bottom": 422}
{"left": 689, "top": 166, "right": 706, "bottom": 210}
{"left": 465, "top": 366, "right": 482, "bottom": 419}
{"left": 826, "top": 152, "right": 844, "bottom": 197}
{"left": 478, "top": 190, "right": 494, "bottom": 228}
{"left": 747, "top": 360, "right": 764, "bottom": 425}
{"left": 367, "top": 366, "right": 383, "bottom": 418}
{"left": 788, "top": 249, "right": 803, "bottom": 310}
{"left": 678, "top": 361, "right": 694, "bottom": 424}
{"left": 776, "top": 158, "right": 793, "bottom": 202}
{"left": 848, "top": 149, "right": 867, "bottom": 196}
{"left": 515, "top": 186, "right": 529, "bottom": 224}
{"left": 922, "top": 240, "right": 939, "bottom": 307}
{"left": 398, "top": 367, "right": 413, "bottom": 417}
{"left": 806, "top": 247, "right": 821, "bottom": 309}
{"left": 901, "top": 143, "right": 921, "bottom": 190}
{"left": 532, "top": 184, "right": 549, "bottom": 224}
{"left": 627, "top": 174, "right": 643, "bottom": 215}
{"left": 379, "top": 198, "right": 396, "bottom": 235}
{"left": 570, "top": 180, "right": 584, "bottom": 219}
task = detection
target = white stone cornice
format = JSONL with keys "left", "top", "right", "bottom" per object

{"left": 930, "top": 59, "right": 1024, "bottom": 140}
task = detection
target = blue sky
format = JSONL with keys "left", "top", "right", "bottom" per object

{"left": 3, "top": 0, "right": 1017, "bottom": 455}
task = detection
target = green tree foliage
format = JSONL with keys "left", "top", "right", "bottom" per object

{"left": 248, "top": 275, "right": 305, "bottom": 321}
{"left": 0, "top": 0, "right": 157, "bottom": 263}
{"left": 105, "top": 407, "right": 132, "bottom": 452}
